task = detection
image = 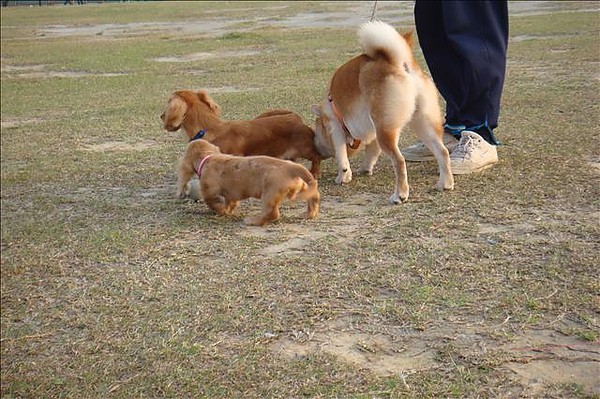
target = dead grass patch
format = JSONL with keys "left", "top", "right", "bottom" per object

{"left": 80, "top": 140, "right": 157, "bottom": 152}
{"left": 1, "top": 62, "right": 126, "bottom": 79}
{"left": 153, "top": 50, "right": 265, "bottom": 63}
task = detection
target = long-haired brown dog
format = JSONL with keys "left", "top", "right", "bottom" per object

{"left": 177, "top": 139, "right": 320, "bottom": 226}
{"left": 162, "top": 89, "right": 322, "bottom": 178}
{"left": 311, "top": 21, "right": 454, "bottom": 203}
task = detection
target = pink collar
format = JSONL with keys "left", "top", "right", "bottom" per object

{"left": 328, "top": 94, "right": 361, "bottom": 150}
{"left": 195, "top": 154, "right": 212, "bottom": 179}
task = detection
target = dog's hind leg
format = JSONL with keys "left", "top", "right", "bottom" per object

{"left": 409, "top": 118, "right": 454, "bottom": 191}
{"left": 377, "top": 128, "right": 409, "bottom": 204}
{"left": 297, "top": 182, "right": 320, "bottom": 219}
{"left": 410, "top": 79, "right": 454, "bottom": 191}
{"left": 244, "top": 205, "right": 280, "bottom": 226}
{"left": 304, "top": 192, "right": 320, "bottom": 219}
{"left": 245, "top": 192, "right": 284, "bottom": 226}
{"left": 364, "top": 77, "right": 414, "bottom": 203}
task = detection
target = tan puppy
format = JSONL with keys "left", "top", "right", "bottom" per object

{"left": 177, "top": 139, "right": 320, "bottom": 226}
{"left": 162, "top": 90, "right": 322, "bottom": 178}
{"left": 311, "top": 21, "right": 454, "bottom": 204}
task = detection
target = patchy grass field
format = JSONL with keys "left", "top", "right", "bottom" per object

{"left": 1, "top": 1, "right": 599, "bottom": 397}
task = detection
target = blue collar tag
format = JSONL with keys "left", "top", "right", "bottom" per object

{"left": 190, "top": 129, "right": 206, "bottom": 142}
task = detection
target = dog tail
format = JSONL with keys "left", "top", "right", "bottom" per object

{"left": 254, "top": 109, "right": 294, "bottom": 119}
{"left": 289, "top": 171, "right": 319, "bottom": 202}
{"left": 287, "top": 174, "right": 320, "bottom": 220}
{"left": 303, "top": 178, "right": 319, "bottom": 200}
{"left": 358, "top": 21, "right": 412, "bottom": 69}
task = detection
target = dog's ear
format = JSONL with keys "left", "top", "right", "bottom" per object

{"left": 310, "top": 105, "right": 322, "bottom": 117}
{"left": 197, "top": 90, "right": 221, "bottom": 117}
{"left": 402, "top": 30, "right": 414, "bottom": 48}
{"left": 172, "top": 91, "right": 194, "bottom": 110}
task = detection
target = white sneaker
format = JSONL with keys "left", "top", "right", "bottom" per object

{"left": 402, "top": 133, "right": 459, "bottom": 162}
{"left": 450, "top": 130, "right": 498, "bottom": 174}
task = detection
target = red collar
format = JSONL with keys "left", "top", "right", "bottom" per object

{"left": 328, "top": 94, "right": 361, "bottom": 150}
{"left": 195, "top": 154, "right": 212, "bottom": 179}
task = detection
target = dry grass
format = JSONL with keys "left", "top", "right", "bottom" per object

{"left": 1, "top": 1, "right": 599, "bottom": 398}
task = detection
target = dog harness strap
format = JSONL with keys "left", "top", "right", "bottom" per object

{"left": 328, "top": 94, "right": 361, "bottom": 150}
{"left": 190, "top": 128, "right": 206, "bottom": 142}
{"left": 196, "top": 154, "right": 212, "bottom": 179}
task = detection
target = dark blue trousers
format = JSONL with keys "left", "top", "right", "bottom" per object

{"left": 414, "top": 0, "right": 508, "bottom": 144}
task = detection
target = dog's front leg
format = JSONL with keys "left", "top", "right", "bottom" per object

{"left": 225, "top": 200, "right": 239, "bottom": 214}
{"left": 309, "top": 158, "right": 321, "bottom": 179}
{"left": 177, "top": 165, "right": 195, "bottom": 199}
{"left": 204, "top": 195, "right": 229, "bottom": 215}
{"left": 358, "top": 140, "right": 381, "bottom": 175}
{"left": 331, "top": 127, "right": 352, "bottom": 185}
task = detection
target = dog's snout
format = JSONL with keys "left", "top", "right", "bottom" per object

{"left": 160, "top": 113, "right": 165, "bottom": 122}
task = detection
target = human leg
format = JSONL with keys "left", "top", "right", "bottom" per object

{"left": 405, "top": 0, "right": 507, "bottom": 172}
{"left": 415, "top": 0, "right": 508, "bottom": 145}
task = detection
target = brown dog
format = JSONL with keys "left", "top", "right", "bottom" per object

{"left": 162, "top": 89, "right": 322, "bottom": 178}
{"left": 177, "top": 139, "right": 320, "bottom": 226}
{"left": 311, "top": 21, "right": 454, "bottom": 203}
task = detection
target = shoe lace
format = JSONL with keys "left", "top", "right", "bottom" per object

{"left": 452, "top": 135, "right": 477, "bottom": 159}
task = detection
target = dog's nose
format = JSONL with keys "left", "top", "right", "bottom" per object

{"left": 160, "top": 113, "right": 165, "bottom": 122}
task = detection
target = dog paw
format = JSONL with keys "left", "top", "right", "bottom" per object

{"left": 435, "top": 176, "right": 455, "bottom": 191}
{"left": 301, "top": 211, "right": 318, "bottom": 220}
{"left": 335, "top": 169, "right": 352, "bottom": 185}
{"left": 389, "top": 193, "right": 408, "bottom": 205}
{"left": 244, "top": 216, "right": 268, "bottom": 226}
{"left": 435, "top": 181, "right": 454, "bottom": 191}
